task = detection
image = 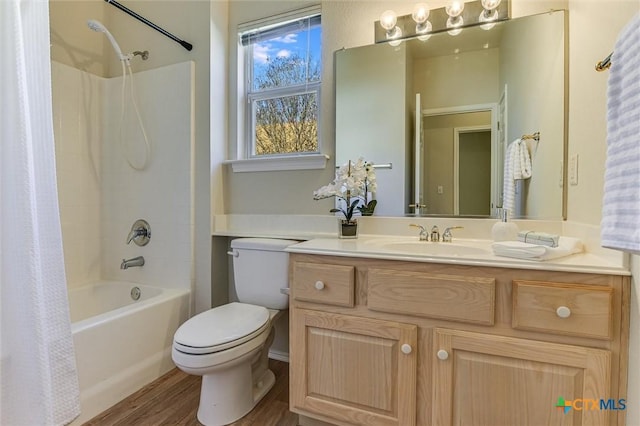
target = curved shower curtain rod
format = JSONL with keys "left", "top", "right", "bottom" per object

{"left": 104, "top": 0, "right": 193, "bottom": 51}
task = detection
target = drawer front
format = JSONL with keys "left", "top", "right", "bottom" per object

{"left": 512, "top": 280, "right": 613, "bottom": 340}
{"left": 367, "top": 268, "right": 495, "bottom": 325}
{"left": 292, "top": 262, "right": 355, "bottom": 307}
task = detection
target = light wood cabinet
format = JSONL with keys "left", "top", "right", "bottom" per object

{"left": 290, "top": 309, "right": 417, "bottom": 426}
{"left": 432, "top": 328, "right": 611, "bottom": 426}
{"left": 289, "top": 253, "right": 630, "bottom": 426}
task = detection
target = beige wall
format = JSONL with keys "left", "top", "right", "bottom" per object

{"left": 500, "top": 11, "right": 565, "bottom": 219}
{"left": 415, "top": 49, "right": 500, "bottom": 110}
{"left": 50, "top": 0, "right": 107, "bottom": 76}
{"left": 335, "top": 44, "right": 410, "bottom": 217}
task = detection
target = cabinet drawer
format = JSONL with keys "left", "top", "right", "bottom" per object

{"left": 292, "top": 262, "right": 355, "bottom": 307}
{"left": 512, "top": 280, "right": 613, "bottom": 340}
{"left": 367, "top": 268, "right": 495, "bottom": 325}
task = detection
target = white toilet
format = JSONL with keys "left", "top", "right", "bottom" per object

{"left": 172, "top": 238, "right": 298, "bottom": 426}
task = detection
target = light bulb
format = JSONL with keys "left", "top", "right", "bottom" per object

{"left": 445, "top": 1, "right": 464, "bottom": 18}
{"left": 412, "top": 3, "right": 430, "bottom": 24}
{"left": 447, "top": 15, "right": 464, "bottom": 36}
{"left": 479, "top": 10, "right": 498, "bottom": 29}
{"left": 380, "top": 10, "right": 398, "bottom": 31}
{"left": 388, "top": 26, "right": 403, "bottom": 45}
{"left": 481, "top": 0, "right": 501, "bottom": 11}
{"left": 416, "top": 20, "right": 433, "bottom": 35}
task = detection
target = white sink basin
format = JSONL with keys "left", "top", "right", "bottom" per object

{"left": 363, "top": 239, "right": 490, "bottom": 257}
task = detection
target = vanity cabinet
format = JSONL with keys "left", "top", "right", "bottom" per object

{"left": 432, "top": 328, "right": 611, "bottom": 426}
{"left": 288, "top": 254, "right": 630, "bottom": 426}
{"left": 290, "top": 309, "right": 417, "bottom": 426}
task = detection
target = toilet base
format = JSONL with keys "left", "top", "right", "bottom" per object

{"left": 196, "top": 361, "right": 276, "bottom": 426}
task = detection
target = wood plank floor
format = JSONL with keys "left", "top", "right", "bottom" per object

{"left": 84, "top": 359, "right": 299, "bottom": 426}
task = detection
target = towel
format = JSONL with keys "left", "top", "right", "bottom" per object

{"left": 601, "top": 13, "right": 640, "bottom": 253}
{"left": 503, "top": 139, "right": 532, "bottom": 214}
{"left": 492, "top": 237, "right": 583, "bottom": 261}
{"left": 517, "top": 230, "right": 559, "bottom": 247}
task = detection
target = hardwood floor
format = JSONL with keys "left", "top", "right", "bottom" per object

{"left": 84, "top": 359, "right": 299, "bottom": 426}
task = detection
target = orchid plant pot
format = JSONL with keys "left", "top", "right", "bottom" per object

{"left": 338, "top": 219, "right": 358, "bottom": 239}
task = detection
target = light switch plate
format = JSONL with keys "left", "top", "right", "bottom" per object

{"left": 569, "top": 154, "right": 579, "bottom": 185}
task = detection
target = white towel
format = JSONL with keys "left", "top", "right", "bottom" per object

{"left": 601, "top": 13, "right": 640, "bottom": 253}
{"left": 492, "top": 237, "right": 583, "bottom": 261}
{"left": 503, "top": 139, "right": 532, "bottom": 214}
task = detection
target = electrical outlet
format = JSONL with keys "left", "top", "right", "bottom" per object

{"left": 437, "top": 185, "right": 444, "bottom": 194}
{"left": 570, "top": 154, "right": 579, "bottom": 185}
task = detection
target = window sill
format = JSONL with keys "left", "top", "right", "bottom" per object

{"left": 224, "top": 154, "right": 330, "bottom": 173}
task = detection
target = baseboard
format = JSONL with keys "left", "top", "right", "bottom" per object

{"left": 268, "top": 348, "right": 289, "bottom": 362}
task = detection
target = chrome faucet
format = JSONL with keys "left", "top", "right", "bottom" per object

{"left": 430, "top": 226, "right": 440, "bottom": 242}
{"left": 442, "top": 226, "right": 464, "bottom": 242}
{"left": 409, "top": 224, "right": 429, "bottom": 241}
{"left": 121, "top": 256, "right": 145, "bottom": 269}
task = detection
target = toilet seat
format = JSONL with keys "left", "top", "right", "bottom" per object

{"left": 173, "top": 302, "right": 269, "bottom": 355}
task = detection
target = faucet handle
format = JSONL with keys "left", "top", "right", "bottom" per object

{"left": 409, "top": 224, "right": 428, "bottom": 241}
{"left": 127, "top": 219, "right": 151, "bottom": 246}
{"left": 442, "top": 226, "right": 464, "bottom": 242}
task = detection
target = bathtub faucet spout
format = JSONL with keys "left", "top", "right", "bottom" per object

{"left": 121, "top": 256, "right": 145, "bottom": 270}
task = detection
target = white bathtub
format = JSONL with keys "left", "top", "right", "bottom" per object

{"left": 68, "top": 281, "right": 190, "bottom": 425}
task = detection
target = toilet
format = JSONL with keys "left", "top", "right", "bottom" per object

{"left": 172, "top": 238, "right": 298, "bottom": 426}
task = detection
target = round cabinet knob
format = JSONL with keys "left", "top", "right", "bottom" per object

{"left": 556, "top": 306, "right": 571, "bottom": 318}
{"left": 437, "top": 349, "right": 449, "bottom": 360}
{"left": 401, "top": 344, "right": 412, "bottom": 355}
{"left": 314, "top": 281, "right": 325, "bottom": 290}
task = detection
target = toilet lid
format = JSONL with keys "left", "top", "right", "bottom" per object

{"left": 173, "top": 303, "right": 269, "bottom": 354}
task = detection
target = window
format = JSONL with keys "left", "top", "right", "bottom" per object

{"left": 239, "top": 7, "right": 322, "bottom": 164}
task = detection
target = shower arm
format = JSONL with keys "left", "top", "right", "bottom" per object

{"left": 104, "top": 0, "right": 193, "bottom": 51}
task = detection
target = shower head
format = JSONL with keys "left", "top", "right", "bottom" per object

{"left": 87, "top": 19, "right": 129, "bottom": 62}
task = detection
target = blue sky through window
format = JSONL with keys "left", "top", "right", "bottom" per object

{"left": 252, "top": 26, "right": 321, "bottom": 90}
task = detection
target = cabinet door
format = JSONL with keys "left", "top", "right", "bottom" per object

{"left": 432, "top": 328, "right": 612, "bottom": 426}
{"left": 291, "top": 309, "right": 417, "bottom": 426}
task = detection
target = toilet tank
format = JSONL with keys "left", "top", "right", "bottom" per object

{"left": 230, "top": 238, "right": 299, "bottom": 310}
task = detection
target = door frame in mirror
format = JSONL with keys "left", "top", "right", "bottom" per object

{"left": 422, "top": 103, "right": 498, "bottom": 217}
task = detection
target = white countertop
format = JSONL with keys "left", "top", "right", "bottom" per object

{"left": 286, "top": 235, "right": 631, "bottom": 276}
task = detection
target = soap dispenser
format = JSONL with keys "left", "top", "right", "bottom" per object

{"left": 492, "top": 208, "right": 519, "bottom": 242}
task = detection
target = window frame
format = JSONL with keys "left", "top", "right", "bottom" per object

{"left": 245, "top": 73, "right": 322, "bottom": 159}
{"left": 228, "top": 6, "right": 327, "bottom": 172}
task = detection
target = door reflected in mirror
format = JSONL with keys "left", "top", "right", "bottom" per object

{"left": 336, "top": 10, "right": 566, "bottom": 219}
{"left": 423, "top": 111, "right": 493, "bottom": 216}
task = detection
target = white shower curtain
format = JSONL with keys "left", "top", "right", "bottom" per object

{"left": 0, "top": 0, "right": 81, "bottom": 424}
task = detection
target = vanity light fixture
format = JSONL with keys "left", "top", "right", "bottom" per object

{"left": 374, "top": 0, "right": 509, "bottom": 45}
{"left": 479, "top": 0, "right": 501, "bottom": 29}
{"left": 445, "top": 1, "right": 464, "bottom": 36}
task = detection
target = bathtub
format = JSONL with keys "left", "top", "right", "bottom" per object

{"left": 68, "top": 281, "right": 190, "bottom": 425}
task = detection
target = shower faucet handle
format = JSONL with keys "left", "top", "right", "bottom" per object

{"left": 127, "top": 219, "right": 151, "bottom": 246}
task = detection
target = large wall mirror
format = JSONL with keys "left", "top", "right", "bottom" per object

{"left": 336, "top": 10, "right": 566, "bottom": 219}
